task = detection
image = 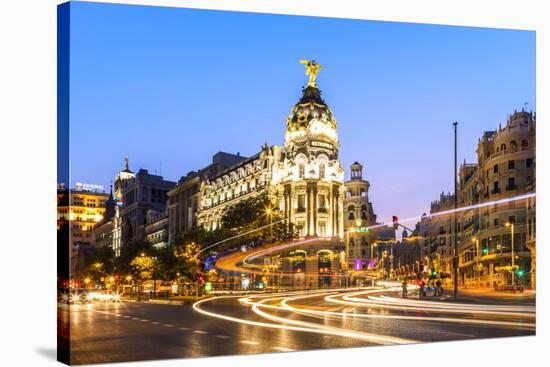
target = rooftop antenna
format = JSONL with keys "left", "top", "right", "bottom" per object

{"left": 524, "top": 102, "right": 528, "bottom": 111}
{"left": 160, "top": 161, "right": 162, "bottom": 176}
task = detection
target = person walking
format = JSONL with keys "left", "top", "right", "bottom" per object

{"left": 419, "top": 279, "right": 425, "bottom": 299}
{"left": 402, "top": 279, "right": 408, "bottom": 298}
{"left": 436, "top": 279, "right": 442, "bottom": 296}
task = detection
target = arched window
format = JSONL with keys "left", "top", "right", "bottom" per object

{"left": 510, "top": 140, "right": 518, "bottom": 152}
{"left": 521, "top": 139, "right": 528, "bottom": 149}
{"left": 348, "top": 205, "right": 355, "bottom": 220}
{"left": 361, "top": 205, "right": 368, "bottom": 220}
{"left": 500, "top": 143, "right": 506, "bottom": 151}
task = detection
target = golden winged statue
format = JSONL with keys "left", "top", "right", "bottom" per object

{"left": 299, "top": 59, "right": 323, "bottom": 87}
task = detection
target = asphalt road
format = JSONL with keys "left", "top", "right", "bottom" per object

{"left": 60, "top": 285, "right": 535, "bottom": 365}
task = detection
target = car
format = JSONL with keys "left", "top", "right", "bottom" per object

{"left": 58, "top": 289, "right": 90, "bottom": 304}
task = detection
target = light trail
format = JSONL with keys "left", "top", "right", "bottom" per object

{"left": 199, "top": 192, "right": 535, "bottom": 269}
{"left": 242, "top": 237, "right": 330, "bottom": 266}
{"left": 244, "top": 295, "right": 416, "bottom": 345}
{"left": 195, "top": 217, "right": 289, "bottom": 258}
{"left": 374, "top": 295, "right": 535, "bottom": 313}
{"left": 370, "top": 192, "right": 536, "bottom": 228}
{"left": 277, "top": 291, "right": 535, "bottom": 329}
{"left": 193, "top": 284, "right": 534, "bottom": 348}
{"left": 322, "top": 290, "right": 535, "bottom": 319}
{"left": 193, "top": 289, "right": 417, "bottom": 345}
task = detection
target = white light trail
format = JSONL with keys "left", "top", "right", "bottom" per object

{"left": 193, "top": 290, "right": 417, "bottom": 345}
{"left": 280, "top": 291, "right": 534, "bottom": 329}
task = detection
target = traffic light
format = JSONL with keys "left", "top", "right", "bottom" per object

{"left": 392, "top": 216, "right": 399, "bottom": 230}
{"left": 482, "top": 247, "right": 489, "bottom": 255}
{"left": 516, "top": 269, "right": 525, "bottom": 277}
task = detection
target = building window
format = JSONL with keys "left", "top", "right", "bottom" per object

{"left": 494, "top": 218, "right": 499, "bottom": 226}
{"left": 508, "top": 160, "right": 515, "bottom": 170}
{"left": 500, "top": 143, "right": 506, "bottom": 151}
{"left": 319, "top": 164, "right": 325, "bottom": 179}
{"left": 299, "top": 164, "right": 305, "bottom": 178}
{"left": 492, "top": 181, "right": 500, "bottom": 194}
{"left": 361, "top": 205, "right": 368, "bottom": 220}
{"left": 507, "top": 177, "right": 516, "bottom": 191}
{"left": 493, "top": 164, "right": 499, "bottom": 174}
{"left": 297, "top": 194, "right": 306, "bottom": 212}
{"left": 348, "top": 205, "right": 355, "bottom": 220}
{"left": 521, "top": 139, "right": 529, "bottom": 149}
{"left": 318, "top": 195, "right": 326, "bottom": 210}
{"left": 526, "top": 158, "right": 533, "bottom": 168}
{"left": 360, "top": 189, "right": 367, "bottom": 197}
{"left": 510, "top": 140, "right": 518, "bottom": 152}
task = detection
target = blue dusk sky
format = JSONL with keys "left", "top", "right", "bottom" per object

{"left": 65, "top": 1, "right": 535, "bottom": 225}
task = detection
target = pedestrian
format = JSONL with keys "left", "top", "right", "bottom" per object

{"left": 402, "top": 279, "right": 408, "bottom": 298}
{"left": 436, "top": 279, "right": 442, "bottom": 296}
{"left": 419, "top": 279, "right": 425, "bottom": 299}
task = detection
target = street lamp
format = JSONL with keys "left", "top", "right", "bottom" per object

{"left": 472, "top": 237, "right": 481, "bottom": 288}
{"left": 505, "top": 222, "right": 515, "bottom": 286}
{"left": 264, "top": 206, "right": 273, "bottom": 241}
{"left": 371, "top": 242, "right": 377, "bottom": 262}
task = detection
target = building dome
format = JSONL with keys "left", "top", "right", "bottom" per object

{"left": 286, "top": 86, "right": 336, "bottom": 129}
{"left": 285, "top": 85, "right": 338, "bottom": 145}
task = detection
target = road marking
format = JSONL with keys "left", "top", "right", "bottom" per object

{"left": 241, "top": 340, "right": 259, "bottom": 346}
{"left": 131, "top": 318, "right": 140, "bottom": 320}
{"left": 215, "top": 334, "right": 230, "bottom": 339}
{"left": 123, "top": 315, "right": 131, "bottom": 318}
{"left": 151, "top": 321, "right": 160, "bottom": 325}
{"left": 140, "top": 319, "right": 149, "bottom": 322}
{"left": 272, "top": 346, "right": 295, "bottom": 352}
{"left": 179, "top": 327, "right": 190, "bottom": 331}
{"left": 114, "top": 314, "right": 122, "bottom": 317}
{"left": 193, "top": 330, "right": 208, "bottom": 334}
{"left": 164, "top": 324, "right": 175, "bottom": 328}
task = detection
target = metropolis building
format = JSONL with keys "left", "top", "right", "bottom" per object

{"left": 104, "top": 62, "right": 380, "bottom": 278}
{"left": 197, "top": 79, "right": 346, "bottom": 239}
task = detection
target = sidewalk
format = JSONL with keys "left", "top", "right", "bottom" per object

{"left": 122, "top": 295, "right": 205, "bottom": 306}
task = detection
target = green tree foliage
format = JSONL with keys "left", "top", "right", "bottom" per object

{"left": 85, "top": 246, "right": 115, "bottom": 282}
{"left": 130, "top": 254, "right": 157, "bottom": 282}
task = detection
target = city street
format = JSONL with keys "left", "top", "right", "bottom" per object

{"left": 61, "top": 285, "right": 535, "bottom": 365}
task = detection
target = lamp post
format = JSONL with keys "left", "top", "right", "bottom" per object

{"left": 452, "top": 121, "right": 458, "bottom": 299}
{"left": 472, "top": 237, "right": 480, "bottom": 288}
{"left": 506, "top": 222, "right": 515, "bottom": 286}
{"left": 265, "top": 207, "right": 273, "bottom": 241}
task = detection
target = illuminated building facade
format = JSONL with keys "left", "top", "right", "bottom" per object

{"left": 344, "top": 162, "right": 377, "bottom": 268}
{"left": 91, "top": 186, "right": 116, "bottom": 250}
{"left": 421, "top": 109, "right": 536, "bottom": 288}
{"left": 111, "top": 158, "right": 135, "bottom": 256}
{"left": 120, "top": 168, "right": 175, "bottom": 246}
{"left": 197, "top": 68, "right": 346, "bottom": 239}
{"left": 57, "top": 186, "right": 109, "bottom": 275}
{"left": 168, "top": 152, "right": 246, "bottom": 244}
{"left": 145, "top": 209, "right": 169, "bottom": 249}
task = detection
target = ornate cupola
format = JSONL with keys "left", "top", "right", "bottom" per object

{"left": 350, "top": 162, "right": 363, "bottom": 180}
{"left": 284, "top": 60, "right": 339, "bottom": 160}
